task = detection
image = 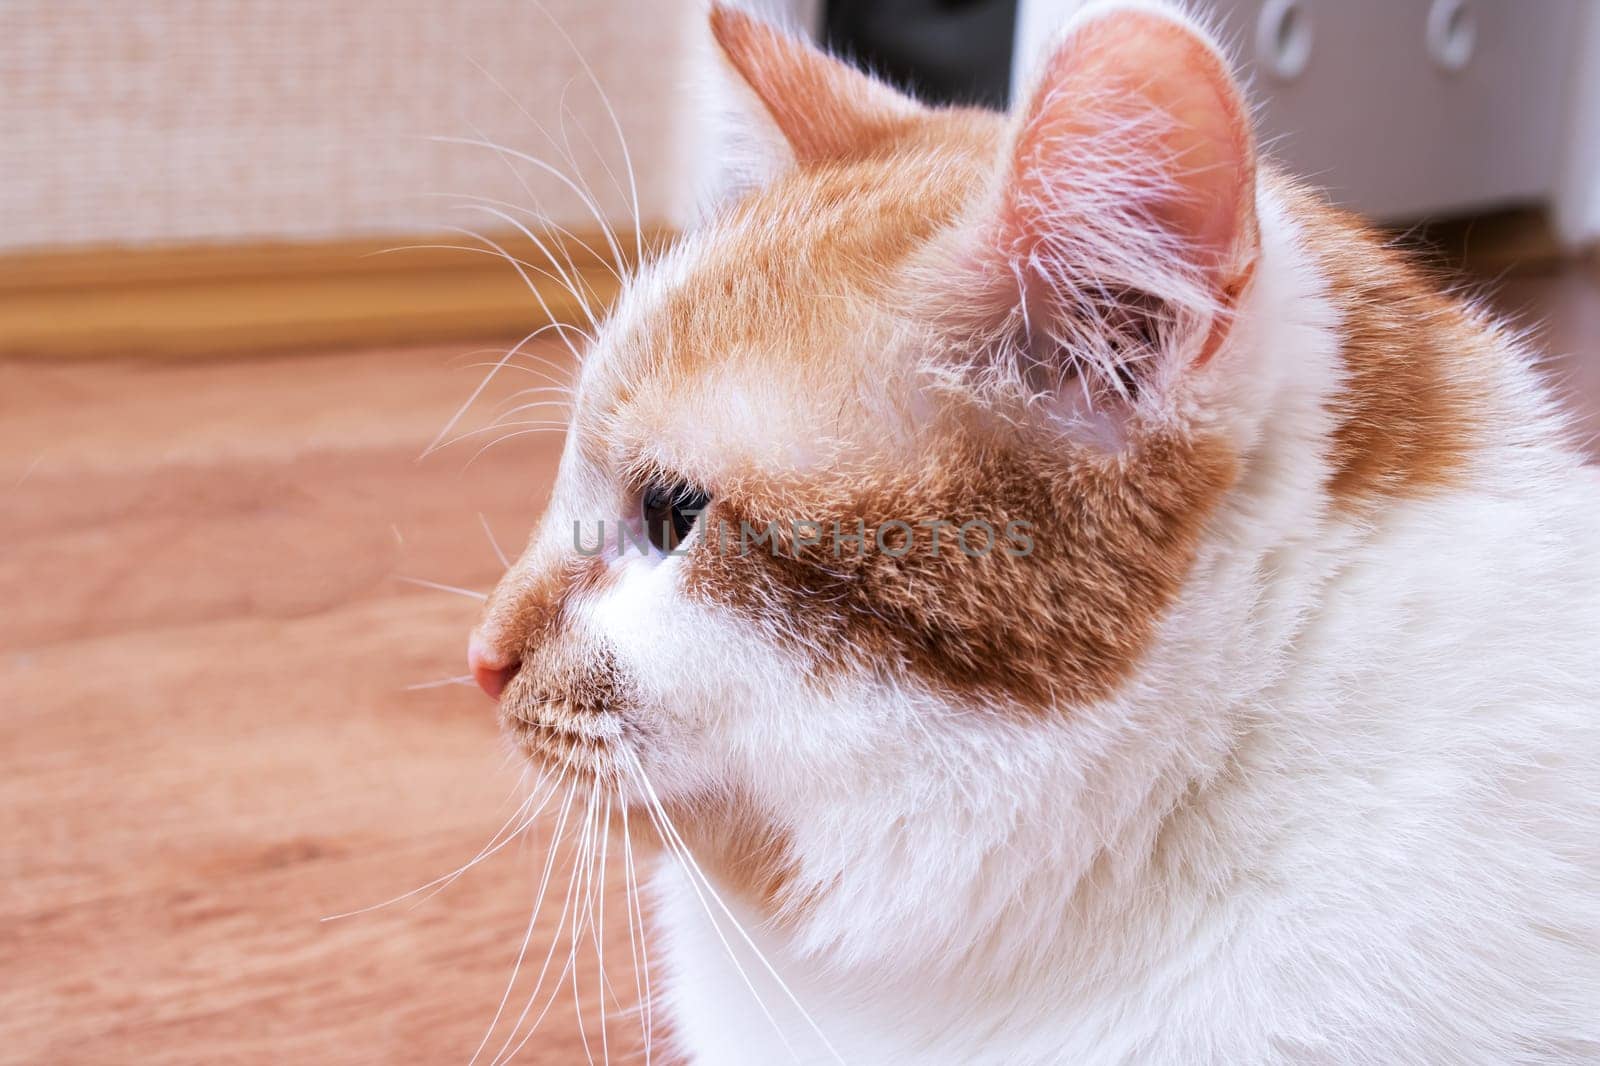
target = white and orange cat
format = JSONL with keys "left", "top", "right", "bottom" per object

{"left": 466, "top": 2, "right": 1600, "bottom": 1062}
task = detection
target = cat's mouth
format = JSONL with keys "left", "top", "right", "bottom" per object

{"left": 502, "top": 701, "right": 625, "bottom": 781}
{"left": 489, "top": 644, "right": 641, "bottom": 784}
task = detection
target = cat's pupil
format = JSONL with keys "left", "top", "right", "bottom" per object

{"left": 642, "top": 480, "right": 710, "bottom": 553}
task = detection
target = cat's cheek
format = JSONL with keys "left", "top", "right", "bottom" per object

{"left": 574, "top": 559, "right": 745, "bottom": 782}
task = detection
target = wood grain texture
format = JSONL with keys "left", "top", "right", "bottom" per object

{"left": 0, "top": 229, "right": 666, "bottom": 361}
{"left": 0, "top": 340, "right": 655, "bottom": 1064}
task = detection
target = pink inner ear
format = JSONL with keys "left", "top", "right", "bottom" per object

{"left": 1006, "top": 11, "right": 1258, "bottom": 289}
{"left": 709, "top": 4, "right": 920, "bottom": 165}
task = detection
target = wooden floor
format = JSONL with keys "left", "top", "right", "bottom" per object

{"left": 2, "top": 262, "right": 1597, "bottom": 1064}
{"left": 1, "top": 341, "right": 648, "bottom": 1064}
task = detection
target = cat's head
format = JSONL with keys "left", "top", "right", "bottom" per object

{"left": 470, "top": 1, "right": 1275, "bottom": 928}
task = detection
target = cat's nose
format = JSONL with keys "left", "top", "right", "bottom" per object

{"left": 467, "top": 633, "right": 519, "bottom": 700}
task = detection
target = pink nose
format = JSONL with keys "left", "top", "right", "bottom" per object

{"left": 467, "top": 634, "right": 519, "bottom": 700}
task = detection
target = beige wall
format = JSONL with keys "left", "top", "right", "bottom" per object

{"left": 1, "top": 0, "right": 699, "bottom": 252}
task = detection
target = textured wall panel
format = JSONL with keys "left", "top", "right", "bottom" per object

{"left": 1, "top": 1, "right": 695, "bottom": 251}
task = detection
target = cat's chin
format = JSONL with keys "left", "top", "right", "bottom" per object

{"left": 501, "top": 707, "right": 628, "bottom": 785}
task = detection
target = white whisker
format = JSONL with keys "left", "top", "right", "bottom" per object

{"left": 367, "top": 240, "right": 592, "bottom": 301}
{"left": 486, "top": 390, "right": 575, "bottom": 424}
{"left": 459, "top": 63, "right": 625, "bottom": 280}
{"left": 491, "top": 780, "right": 598, "bottom": 1065}
{"left": 621, "top": 802, "right": 654, "bottom": 1065}
{"left": 462, "top": 426, "right": 572, "bottom": 469}
{"left": 456, "top": 360, "right": 575, "bottom": 391}
{"left": 422, "top": 322, "right": 582, "bottom": 461}
{"left": 479, "top": 514, "right": 512, "bottom": 571}
{"left": 436, "top": 417, "right": 573, "bottom": 461}
{"left": 448, "top": 167, "right": 600, "bottom": 313}
{"left": 322, "top": 776, "right": 551, "bottom": 922}
{"left": 472, "top": 781, "right": 580, "bottom": 1066}
{"left": 567, "top": 781, "right": 602, "bottom": 1066}
{"left": 434, "top": 191, "right": 625, "bottom": 285}
{"left": 434, "top": 135, "right": 626, "bottom": 272}
{"left": 404, "top": 674, "right": 476, "bottom": 691}
{"left": 626, "top": 752, "right": 847, "bottom": 1064}
{"left": 475, "top": 371, "right": 573, "bottom": 399}
{"left": 396, "top": 575, "right": 488, "bottom": 601}
{"left": 454, "top": 204, "right": 604, "bottom": 334}
{"left": 595, "top": 792, "right": 614, "bottom": 1065}
{"left": 529, "top": 0, "right": 644, "bottom": 266}
{"left": 623, "top": 759, "right": 802, "bottom": 1063}
{"left": 15, "top": 453, "right": 44, "bottom": 487}
{"left": 405, "top": 777, "right": 559, "bottom": 912}
{"left": 440, "top": 225, "right": 590, "bottom": 364}
{"left": 431, "top": 405, "right": 574, "bottom": 459}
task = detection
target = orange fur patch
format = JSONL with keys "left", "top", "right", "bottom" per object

{"left": 598, "top": 110, "right": 1004, "bottom": 482}
{"left": 678, "top": 797, "right": 811, "bottom": 922}
{"left": 1279, "top": 178, "right": 1484, "bottom": 508}
{"left": 685, "top": 419, "right": 1235, "bottom": 710}
{"left": 476, "top": 553, "right": 608, "bottom": 667}
{"left": 653, "top": 114, "right": 998, "bottom": 369}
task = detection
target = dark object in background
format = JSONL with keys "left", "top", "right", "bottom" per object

{"left": 824, "top": 0, "right": 1018, "bottom": 110}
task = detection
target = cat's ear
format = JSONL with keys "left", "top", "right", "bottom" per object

{"left": 966, "top": 6, "right": 1258, "bottom": 406}
{"left": 706, "top": 4, "right": 923, "bottom": 168}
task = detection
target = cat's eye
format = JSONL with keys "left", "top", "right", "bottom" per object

{"left": 641, "top": 479, "right": 710, "bottom": 553}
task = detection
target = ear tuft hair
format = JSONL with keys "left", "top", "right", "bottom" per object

{"left": 948, "top": 4, "right": 1259, "bottom": 422}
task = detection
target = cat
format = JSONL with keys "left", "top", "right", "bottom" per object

{"left": 465, "top": 2, "right": 1600, "bottom": 1062}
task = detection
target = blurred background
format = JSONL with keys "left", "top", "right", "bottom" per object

{"left": 4, "top": 2, "right": 1598, "bottom": 1063}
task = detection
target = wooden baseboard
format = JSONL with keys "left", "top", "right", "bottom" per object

{"left": 0, "top": 228, "right": 661, "bottom": 360}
